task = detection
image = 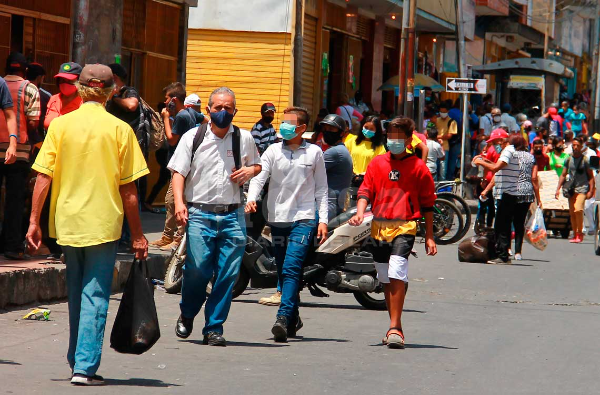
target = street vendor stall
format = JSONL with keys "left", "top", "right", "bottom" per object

{"left": 538, "top": 170, "right": 571, "bottom": 239}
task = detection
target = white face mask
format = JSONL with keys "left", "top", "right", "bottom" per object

{"left": 439, "top": 112, "right": 448, "bottom": 119}
{"left": 493, "top": 115, "right": 502, "bottom": 123}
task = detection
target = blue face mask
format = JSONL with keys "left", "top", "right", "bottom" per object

{"left": 362, "top": 128, "right": 375, "bottom": 139}
{"left": 280, "top": 122, "right": 298, "bottom": 140}
{"left": 210, "top": 109, "right": 235, "bottom": 129}
{"left": 387, "top": 138, "right": 406, "bottom": 155}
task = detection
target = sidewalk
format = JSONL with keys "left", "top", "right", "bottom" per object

{"left": 0, "top": 212, "right": 170, "bottom": 310}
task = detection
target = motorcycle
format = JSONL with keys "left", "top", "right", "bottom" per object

{"left": 164, "top": 208, "right": 389, "bottom": 310}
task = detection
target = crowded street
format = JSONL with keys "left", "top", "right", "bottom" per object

{"left": 1, "top": 0, "right": 600, "bottom": 393}
{"left": 1, "top": 213, "right": 599, "bottom": 394}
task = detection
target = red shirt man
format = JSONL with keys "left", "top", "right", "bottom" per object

{"left": 349, "top": 116, "right": 436, "bottom": 350}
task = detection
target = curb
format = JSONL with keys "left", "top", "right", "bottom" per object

{"left": 0, "top": 253, "right": 170, "bottom": 310}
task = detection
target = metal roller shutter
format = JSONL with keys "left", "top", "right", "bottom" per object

{"left": 301, "top": 14, "right": 318, "bottom": 118}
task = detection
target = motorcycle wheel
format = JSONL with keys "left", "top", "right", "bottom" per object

{"left": 353, "top": 291, "right": 387, "bottom": 311}
{"left": 164, "top": 245, "right": 186, "bottom": 294}
{"left": 206, "top": 267, "right": 251, "bottom": 299}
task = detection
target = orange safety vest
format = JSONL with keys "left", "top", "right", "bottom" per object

{"left": 0, "top": 79, "right": 32, "bottom": 161}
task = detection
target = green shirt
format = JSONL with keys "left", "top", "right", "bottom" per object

{"left": 549, "top": 152, "right": 569, "bottom": 177}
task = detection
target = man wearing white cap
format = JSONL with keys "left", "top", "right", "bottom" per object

{"left": 184, "top": 93, "right": 206, "bottom": 126}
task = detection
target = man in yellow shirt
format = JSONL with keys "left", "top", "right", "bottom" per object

{"left": 26, "top": 65, "right": 149, "bottom": 386}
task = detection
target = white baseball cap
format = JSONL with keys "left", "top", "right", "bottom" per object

{"left": 184, "top": 93, "right": 201, "bottom": 106}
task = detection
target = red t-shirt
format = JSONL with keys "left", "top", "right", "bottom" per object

{"left": 484, "top": 146, "right": 500, "bottom": 182}
{"left": 44, "top": 94, "right": 83, "bottom": 129}
{"left": 534, "top": 153, "right": 550, "bottom": 171}
{"left": 358, "top": 152, "right": 436, "bottom": 221}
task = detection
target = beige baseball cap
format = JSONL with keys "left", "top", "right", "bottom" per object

{"left": 78, "top": 64, "right": 114, "bottom": 88}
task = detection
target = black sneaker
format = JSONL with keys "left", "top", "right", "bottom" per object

{"left": 175, "top": 315, "right": 194, "bottom": 339}
{"left": 71, "top": 374, "right": 105, "bottom": 386}
{"left": 202, "top": 332, "right": 226, "bottom": 346}
{"left": 487, "top": 258, "right": 511, "bottom": 265}
{"left": 287, "top": 315, "right": 303, "bottom": 338}
{"left": 272, "top": 315, "right": 288, "bottom": 342}
{"left": 4, "top": 251, "right": 29, "bottom": 260}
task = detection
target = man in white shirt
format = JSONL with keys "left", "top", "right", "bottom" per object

{"left": 501, "top": 103, "right": 520, "bottom": 134}
{"left": 168, "top": 87, "right": 261, "bottom": 346}
{"left": 246, "top": 106, "right": 328, "bottom": 343}
{"left": 425, "top": 127, "right": 445, "bottom": 181}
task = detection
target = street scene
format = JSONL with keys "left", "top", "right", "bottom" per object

{"left": 0, "top": 0, "right": 600, "bottom": 393}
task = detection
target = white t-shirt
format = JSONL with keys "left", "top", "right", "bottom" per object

{"left": 493, "top": 145, "right": 521, "bottom": 199}
{"left": 426, "top": 139, "right": 444, "bottom": 174}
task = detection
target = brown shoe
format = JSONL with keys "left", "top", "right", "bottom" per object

{"left": 160, "top": 236, "right": 182, "bottom": 251}
{"left": 150, "top": 235, "right": 173, "bottom": 248}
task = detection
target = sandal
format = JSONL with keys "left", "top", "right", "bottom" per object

{"left": 385, "top": 327, "right": 405, "bottom": 349}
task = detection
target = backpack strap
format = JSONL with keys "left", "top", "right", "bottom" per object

{"left": 191, "top": 123, "right": 208, "bottom": 164}
{"left": 232, "top": 125, "right": 241, "bottom": 170}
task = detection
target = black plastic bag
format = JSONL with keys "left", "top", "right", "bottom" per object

{"left": 110, "top": 259, "right": 161, "bottom": 354}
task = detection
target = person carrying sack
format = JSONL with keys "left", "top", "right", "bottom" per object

{"left": 555, "top": 137, "right": 595, "bottom": 243}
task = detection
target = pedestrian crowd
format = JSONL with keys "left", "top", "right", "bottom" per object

{"left": 0, "top": 54, "right": 440, "bottom": 385}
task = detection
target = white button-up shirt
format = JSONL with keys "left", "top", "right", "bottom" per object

{"left": 248, "top": 141, "right": 329, "bottom": 224}
{"left": 168, "top": 124, "right": 261, "bottom": 205}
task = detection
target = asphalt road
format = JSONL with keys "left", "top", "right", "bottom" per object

{"left": 1, "top": 234, "right": 599, "bottom": 395}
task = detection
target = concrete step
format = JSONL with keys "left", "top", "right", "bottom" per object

{"left": 0, "top": 250, "right": 170, "bottom": 310}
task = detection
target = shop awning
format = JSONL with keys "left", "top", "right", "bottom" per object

{"left": 472, "top": 58, "right": 574, "bottom": 78}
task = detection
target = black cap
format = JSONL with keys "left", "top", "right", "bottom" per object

{"left": 108, "top": 63, "right": 128, "bottom": 81}
{"left": 6, "top": 52, "right": 28, "bottom": 72}
{"left": 319, "top": 114, "right": 346, "bottom": 132}
{"left": 261, "top": 102, "right": 276, "bottom": 113}
{"left": 26, "top": 63, "right": 46, "bottom": 80}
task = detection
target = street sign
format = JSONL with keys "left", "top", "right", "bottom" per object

{"left": 445, "top": 78, "right": 487, "bottom": 94}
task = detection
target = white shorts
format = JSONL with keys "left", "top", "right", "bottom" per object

{"left": 374, "top": 255, "right": 409, "bottom": 284}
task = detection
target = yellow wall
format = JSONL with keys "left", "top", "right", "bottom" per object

{"left": 186, "top": 29, "right": 292, "bottom": 131}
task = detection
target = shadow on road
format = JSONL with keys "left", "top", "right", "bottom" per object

{"left": 181, "top": 339, "right": 289, "bottom": 348}
{"left": 288, "top": 336, "right": 350, "bottom": 343}
{"left": 0, "top": 359, "right": 21, "bottom": 365}
{"left": 104, "top": 378, "right": 181, "bottom": 387}
{"left": 369, "top": 343, "right": 458, "bottom": 349}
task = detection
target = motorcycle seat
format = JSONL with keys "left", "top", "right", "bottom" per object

{"left": 328, "top": 209, "right": 357, "bottom": 229}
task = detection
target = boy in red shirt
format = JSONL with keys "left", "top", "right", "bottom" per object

{"left": 349, "top": 117, "right": 437, "bottom": 349}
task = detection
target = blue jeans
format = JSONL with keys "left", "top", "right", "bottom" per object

{"left": 445, "top": 143, "right": 461, "bottom": 180}
{"left": 63, "top": 241, "right": 118, "bottom": 376}
{"left": 180, "top": 207, "right": 246, "bottom": 334}
{"left": 270, "top": 220, "right": 316, "bottom": 321}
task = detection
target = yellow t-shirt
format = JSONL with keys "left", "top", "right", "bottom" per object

{"left": 405, "top": 135, "right": 422, "bottom": 155}
{"left": 372, "top": 219, "right": 418, "bottom": 242}
{"left": 32, "top": 102, "right": 149, "bottom": 247}
{"left": 435, "top": 118, "right": 457, "bottom": 151}
{"left": 344, "top": 133, "right": 387, "bottom": 174}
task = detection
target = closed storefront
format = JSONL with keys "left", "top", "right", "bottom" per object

{"left": 0, "top": 1, "right": 71, "bottom": 94}
{"left": 186, "top": 29, "right": 292, "bottom": 130}
{"left": 301, "top": 14, "right": 318, "bottom": 118}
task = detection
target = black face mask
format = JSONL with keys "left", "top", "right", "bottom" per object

{"left": 323, "top": 131, "right": 341, "bottom": 146}
{"left": 555, "top": 146, "right": 564, "bottom": 152}
{"left": 262, "top": 115, "right": 274, "bottom": 124}
{"left": 534, "top": 149, "right": 543, "bottom": 155}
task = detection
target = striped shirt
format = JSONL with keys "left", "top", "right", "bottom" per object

{"left": 493, "top": 145, "right": 521, "bottom": 199}
{"left": 4, "top": 75, "right": 40, "bottom": 121}
{"left": 251, "top": 120, "right": 277, "bottom": 155}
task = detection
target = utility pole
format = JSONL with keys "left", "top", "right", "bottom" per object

{"left": 456, "top": 0, "right": 469, "bottom": 190}
{"left": 404, "top": 0, "right": 417, "bottom": 118}
{"left": 397, "top": 1, "right": 411, "bottom": 115}
{"left": 72, "top": 0, "right": 123, "bottom": 65}
{"left": 543, "top": 0, "right": 553, "bottom": 59}
{"left": 593, "top": 2, "right": 600, "bottom": 134}
{"left": 293, "top": 0, "right": 304, "bottom": 106}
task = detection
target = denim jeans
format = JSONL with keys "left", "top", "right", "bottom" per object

{"left": 270, "top": 220, "right": 316, "bottom": 321}
{"left": 180, "top": 207, "right": 246, "bottom": 334}
{"left": 445, "top": 142, "right": 461, "bottom": 180}
{"left": 63, "top": 241, "right": 118, "bottom": 376}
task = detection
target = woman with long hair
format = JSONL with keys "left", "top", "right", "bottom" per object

{"left": 345, "top": 115, "right": 387, "bottom": 174}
